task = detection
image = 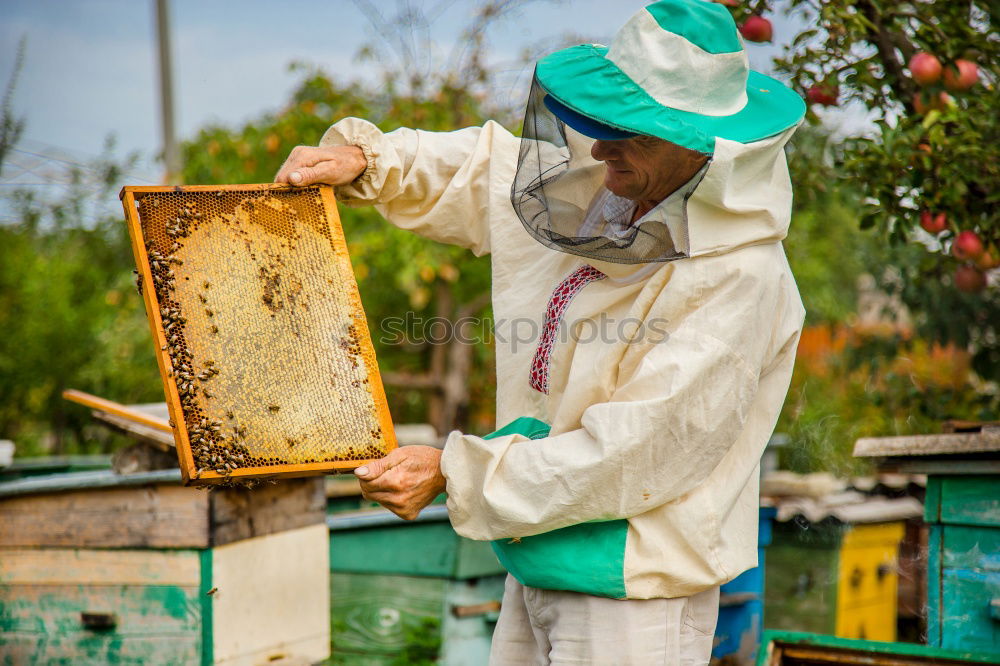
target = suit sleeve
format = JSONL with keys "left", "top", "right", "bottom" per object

{"left": 319, "top": 117, "right": 521, "bottom": 256}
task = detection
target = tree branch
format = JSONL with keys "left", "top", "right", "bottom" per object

{"left": 457, "top": 291, "right": 492, "bottom": 319}
{"left": 890, "top": 11, "right": 951, "bottom": 44}
{"left": 382, "top": 371, "right": 441, "bottom": 390}
{"left": 857, "top": 0, "right": 916, "bottom": 109}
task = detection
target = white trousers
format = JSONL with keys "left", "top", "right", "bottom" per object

{"left": 489, "top": 575, "right": 719, "bottom": 666}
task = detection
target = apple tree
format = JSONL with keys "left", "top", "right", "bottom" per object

{"left": 726, "top": 0, "right": 999, "bottom": 379}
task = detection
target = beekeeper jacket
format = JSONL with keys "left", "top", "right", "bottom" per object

{"left": 322, "top": 117, "right": 805, "bottom": 600}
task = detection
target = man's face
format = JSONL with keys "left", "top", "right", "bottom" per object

{"left": 591, "top": 136, "right": 709, "bottom": 204}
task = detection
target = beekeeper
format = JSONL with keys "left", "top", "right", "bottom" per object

{"left": 277, "top": 0, "right": 806, "bottom": 663}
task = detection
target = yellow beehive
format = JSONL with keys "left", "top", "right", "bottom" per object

{"left": 834, "top": 521, "right": 906, "bottom": 641}
{"left": 120, "top": 184, "right": 396, "bottom": 485}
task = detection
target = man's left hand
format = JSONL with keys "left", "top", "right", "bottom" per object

{"left": 354, "top": 446, "right": 446, "bottom": 520}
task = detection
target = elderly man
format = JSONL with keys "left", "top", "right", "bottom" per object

{"left": 277, "top": 1, "right": 805, "bottom": 663}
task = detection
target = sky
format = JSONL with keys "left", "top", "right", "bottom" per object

{"left": 0, "top": 0, "right": 838, "bottom": 187}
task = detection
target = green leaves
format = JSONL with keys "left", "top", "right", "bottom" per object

{"left": 0, "top": 204, "right": 163, "bottom": 455}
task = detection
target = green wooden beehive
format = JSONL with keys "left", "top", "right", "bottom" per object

{"left": 327, "top": 502, "right": 507, "bottom": 665}
{"left": 328, "top": 504, "right": 504, "bottom": 579}
{"left": 925, "top": 475, "right": 1000, "bottom": 653}
{"left": 855, "top": 427, "right": 1000, "bottom": 655}
{"left": 758, "top": 629, "right": 1000, "bottom": 665}
{"left": 0, "top": 468, "right": 330, "bottom": 665}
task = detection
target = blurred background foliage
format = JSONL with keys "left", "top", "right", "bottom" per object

{"left": 778, "top": 122, "right": 996, "bottom": 477}
{"left": 0, "top": 1, "right": 995, "bottom": 474}
{"left": 0, "top": 150, "right": 164, "bottom": 455}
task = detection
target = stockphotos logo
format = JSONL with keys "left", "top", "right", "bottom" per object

{"left": 379, "top": 312, "right": 670, "bottom": 352}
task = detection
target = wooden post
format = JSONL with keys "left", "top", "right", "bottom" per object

{"left": 155, "top": 0, "right": 180, "bottom": 182}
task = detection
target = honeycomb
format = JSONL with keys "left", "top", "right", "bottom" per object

{"left": 120, "top": 184, "right": 396, "bottom": 485}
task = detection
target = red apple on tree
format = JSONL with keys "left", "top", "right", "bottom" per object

{"left": 919, "top": 210, "right": 948, "bottom": 234}
{"left": 909, "top": 52, "right": 942, "bottom": 85}
{"left": 740, "top": 16, "right": 772, "bottom": 43}
{"left": 976, "top": 247, "right": 1000, "bottom": 271}
{"left": 954, "top": 265, "right": 987, "bottom": 293}
{"left": 806, "top": 83, "right": 839, "bottom": 106}
{"left": 943, "top": 59, "right": 979, "bottom": 92}
{"left": 913, "top": 91, "right": 952, "bottom": 114}
{"left": 952, "top": 230, "right": 985, "bottom": 261}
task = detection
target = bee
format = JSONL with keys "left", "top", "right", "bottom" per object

{"left": 198, "top": 294, "right": 207, "bottom": 304}
{"left": 203, "top": 281, "right": 211, "bottom": 289}
{"left": 268, "top": 404, "right": 280, "bottom": 413}
{"left": 210, "top": 325, "right": 219, "bottom": 334}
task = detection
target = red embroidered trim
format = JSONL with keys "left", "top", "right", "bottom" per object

{"left": 529, "top": 265, "right": 607, "bottom": 394}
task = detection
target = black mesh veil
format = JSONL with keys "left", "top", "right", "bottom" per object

{"left": 511, "top": 73, "right": 705, "bottom": 264}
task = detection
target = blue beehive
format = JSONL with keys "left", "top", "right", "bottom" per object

{"left": 713, "top": 506, "right": 776, "bottom": 664}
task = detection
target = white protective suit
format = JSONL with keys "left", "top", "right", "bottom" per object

{"left": 323, "top": 116, "right": 804, "bottom": 600}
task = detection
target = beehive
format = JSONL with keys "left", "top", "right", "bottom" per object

{"left": 119, "top": 184, "right": 396, "bottom": 485}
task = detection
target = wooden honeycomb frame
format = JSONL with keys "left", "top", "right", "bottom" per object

{"left": 120, "top": 183, "right": 396, "bottom": 485}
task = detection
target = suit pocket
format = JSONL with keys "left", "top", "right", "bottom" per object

{"left": 681, "top": 585, "right": 720, "bottom": 637}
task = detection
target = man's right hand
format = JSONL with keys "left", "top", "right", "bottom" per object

{"left": 274, "top": 145, "right": 367, "bottom": 187}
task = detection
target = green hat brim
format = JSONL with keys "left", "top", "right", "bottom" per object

{"left": 536, "top": 44, "right": 806, "bottom": 154}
